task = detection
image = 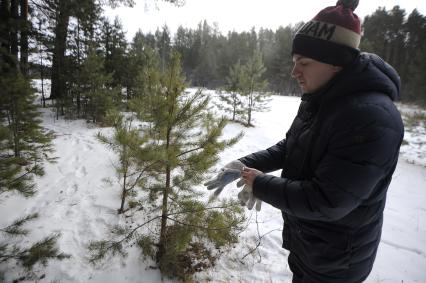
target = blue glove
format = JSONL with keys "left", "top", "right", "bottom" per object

{"left": 204, "top": 160, "right": 244, "bottom": 198}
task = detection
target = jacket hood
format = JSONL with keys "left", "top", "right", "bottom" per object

{"left": 325, "top": 53, "right": 401, "bottom": 101}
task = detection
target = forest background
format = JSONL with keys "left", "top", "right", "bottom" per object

{"left": 4, "top": 0, "right": 426, "bottom": 108}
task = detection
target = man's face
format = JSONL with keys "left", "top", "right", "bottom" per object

{"left": 291, "top": 54, "right": 342, "bottom": 93}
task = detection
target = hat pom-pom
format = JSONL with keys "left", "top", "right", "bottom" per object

{"left": 336, "top": 0, "right": 359, "bottom": 11}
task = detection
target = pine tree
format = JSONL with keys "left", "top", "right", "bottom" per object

{"left": 401, "top": 9, "right": 426, "bottom": 104}
{"left": 0, "top": 75, "right": 65, "bottom": 283}
{"left": 193, "top": 21, "right": 219, "bottom": 87}
{"left": 136, "top": 52, "right": 245, "bottom": 276}
{"left": 79, "top": 46, "right": 120, "bottom": 124}
{"left": 101, "top": 17, "right": 128, "bottom": 89}
{"left": 97, "top": 110, "right": 158, "bottom": 214}
{"left": 0, "top": 1, "right": 66, "bottom": 278}
{"left": 89, "top": 52, "right": 245, "bottom": 281}
{"left": 1, "top": 0, "right": 55, "bottom": 196}
{"left": 49, "top": 0, "right": 71, "bottom": 104}
{"left": 48, "top": 0, "right": 134, "bottom": 100}
{"left": 124, "top": 31, "right": 159, "bottom": 101}
{"left": 155, "top": 25, "right": 172, "bottom": 72}
{"left": 130, "top": 45, "right": 163, "bottom": 125}
{"left": 239, "top": 50, "right": 269, "bottom": 127}
{"left": 33, "top": 15, "right": 51, "bottom": 108}
{"left": 218, "top": 61, "right": 245, "bottom": 122}
{"left": 0, "top": 73, "right": 55, "bottom": 197}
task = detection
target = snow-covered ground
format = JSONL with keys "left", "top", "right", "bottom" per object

{"left": 1, "top": 89, "right": 425, "bottom": 282}
{"left": 397, "top": 103, "right": 426, "bottom": 168}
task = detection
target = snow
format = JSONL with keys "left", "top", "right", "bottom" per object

{"left": 1, "top": 87, "right": 426, "bottom": 283}
{"left": 398, "top": 103, "right": 426, "bottom": 168}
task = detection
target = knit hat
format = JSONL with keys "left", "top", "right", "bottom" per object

{"left": 292, "top": 0, "right": 361, "bottom": 66}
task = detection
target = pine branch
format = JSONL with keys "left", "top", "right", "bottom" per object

{"left": 125, "top": 158, "right": 167, "bottom": 192}
{"left": 114, "top": 215, "right": 162, "bottom": 245}
{"left": 0, "top": 213, "right": 39, "bottom": 236}
{"left": 176, "top": 145, "right": 204, "bottom": 157}
{"left": 166, "top": 216, "right": 242, "bottom": 232}
{"left": 19, "top": 234, "right": 70, "bottom": 268}
{"left": 96, "top": 205, "right": 243, "bottom": 258}
{"left": 168, "top": 204, "right": 241, "bottom": 218}
{"left": 0, "top": 234, "right": 69, "bottom": 269}
{"left": 88, "top": 214, "right": 163, "bottom": 263}
{"left": 29, "top": 0, "right": 56, "bottom": 14}
{"left": 5, "top": 165, "right": 38, "bottom": 187}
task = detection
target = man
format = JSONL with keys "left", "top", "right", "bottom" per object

{"left": 205, "top": 0, "right": 404, "bottom": 282}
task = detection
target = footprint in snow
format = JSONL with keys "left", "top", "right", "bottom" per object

{"left": 71, "top": 138, "right": 80, "bottom": 146}
{"left": 75, "top": 166, "right": 87, "bottom": 178}
{"left": 83, "top": 143, "right": 94, "bottom": 151}
{"left": 63, "top": 183, "right": 79, "bottom": 196}
{"left": 71, "top": 154, "right": 80, "bottom": 165}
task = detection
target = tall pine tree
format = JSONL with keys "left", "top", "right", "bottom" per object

{"left": 0, "top": 0, "right": 54, "bottom": 197}
{"left": 79, "top": 45, "right": 120, "bottom": 124}
{"left": 218, "top": 61, "right": 245, "bottom": 122}
{"left": 239, "top": 50, "right": 269, "bottom": 127}
{"left": 89, "top": 52, "right": 245, "bottom": 281}
{"left": 0, "top": 0, "right": 67, "bottom": 278}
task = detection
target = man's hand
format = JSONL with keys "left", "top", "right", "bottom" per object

{"left": 241, "top": 167, "right": 264, "bottom": 187}
{"left": 204, "top": 160, "right": 245, "bottom": 198}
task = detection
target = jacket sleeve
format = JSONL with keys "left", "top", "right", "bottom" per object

{"left": 238, "top": 139, "right": 286, "bottom": 173}
{"left": 252, "top": 103, "right": 404, "bottom": 221}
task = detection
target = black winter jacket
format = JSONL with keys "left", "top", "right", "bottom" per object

{"left": 239, "top": 53, "right": 404, "bottom": 283}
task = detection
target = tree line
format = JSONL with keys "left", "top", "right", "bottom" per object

{"left": 361, "top": 6, "right": 426, "bottom": 105}
{"left": 25, "top": 4, "right": 426, "bottom": 111}
{"left": 156, "top": 6, "right": 426, "bottom": 105}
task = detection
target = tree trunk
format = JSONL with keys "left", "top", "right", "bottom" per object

{"left": 157, "top": 129, "right": 171, "bottom": 262}
{"left": 10, "top": 99, "right": 20, "bottom": 157}
{"left": 118, "top": 153, "right": 128, "bottom": 214}
{"left": 76, "top": 19, "right": 81, "bottom": 115}
{"left": 41, "top": 70, "right": 45, "bottom": 107}
{"left": 247, "top": 84, "right": 254, "bottom": 126}
{"left": 19, "top": 0, "right": 28, "bottom": 76}
{"left": 36, "top": 20, "right": 46, "bottom": 107}
{"left": 10, "top": 0, "right": 18, "bottom": 64}
{"left": 232, "top": 92, "right": 236, "bottom": 121}
{"left": 50, "top": 0, "right": 70, "bottom": 100}
{"left": 118, "top": 177, "right": 127, "bottom": 214}
{"left": 0, "top": 0, "right": 11, "bottom": 70}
